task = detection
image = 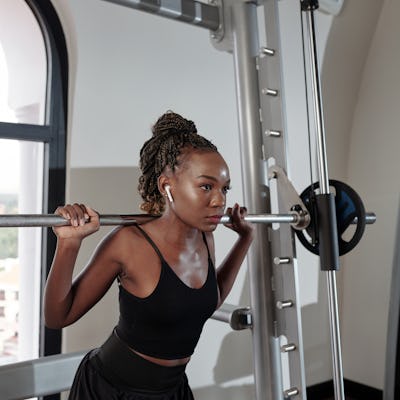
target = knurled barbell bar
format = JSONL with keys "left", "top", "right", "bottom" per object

{"left": 0, "top": 212, "right": 376, "bottom": 228}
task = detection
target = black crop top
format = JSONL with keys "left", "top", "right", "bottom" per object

{"left": 115, "top": 225, "right": 219, "bottom": 360}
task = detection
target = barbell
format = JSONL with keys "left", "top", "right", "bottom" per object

{"left": 0, "top": 178, "right": 376, "bottom": 257}
{"left": 0, "top": 211, "right": 376, "bottom": 228}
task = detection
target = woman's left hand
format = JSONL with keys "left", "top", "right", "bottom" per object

{"left": 224, "top": 203, "right": 254, "bottom": 238}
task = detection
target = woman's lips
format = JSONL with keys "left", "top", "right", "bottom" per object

{"left": 207, "top": 215, "right": 222, "bottom": 224}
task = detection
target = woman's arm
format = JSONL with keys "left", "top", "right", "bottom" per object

{"left": 216, "top": 203, "right": 254, "bottom": 307}
{"left": 43, "top": 204, "right": 122, "bottom": 329}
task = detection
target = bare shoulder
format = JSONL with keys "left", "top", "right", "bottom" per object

{"left": 113, "top": 223, "right": 162, "bottom": 293}
{"left": 97, "top": 225, "right": 142, "bottom": 256}
{"left": 105, "top": 224, "right": 141, "bottom": 242}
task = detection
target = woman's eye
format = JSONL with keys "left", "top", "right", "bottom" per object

{"left": 223, "top": 186, "right": 231, "bottom": 194}
{"left": 201, "top": 184, "right": 212, "bottom": 191}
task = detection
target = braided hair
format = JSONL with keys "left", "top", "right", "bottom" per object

{"left": 138, "top": 111, "right": 218, "bottom": 214}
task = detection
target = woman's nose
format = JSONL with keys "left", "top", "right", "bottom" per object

{"left": 211, "top": 191, "right": 225, "bottom": 207}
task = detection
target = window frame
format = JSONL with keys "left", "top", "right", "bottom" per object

{"left": 0, "top": 0, "right": 68, "bottom": 374}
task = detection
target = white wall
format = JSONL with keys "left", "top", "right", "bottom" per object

{"left": 340, "top": 0, "right": 399, "bottom": 389}
{"left": 317, "top": 0, "right": 397, "bottom": 391}
{"left": 315, "top": 0, "right": 385, "bottom": 389}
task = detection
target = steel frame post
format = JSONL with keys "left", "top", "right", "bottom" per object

{"left": 259, "top": 0, "right": 307, "bottom": 398}
{"left": 230, "top": 2, "right": 281, "bottom": 399}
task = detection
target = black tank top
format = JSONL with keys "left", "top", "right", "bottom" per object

{"left": 116, "top": 225, "right": 219, "bottom": 360}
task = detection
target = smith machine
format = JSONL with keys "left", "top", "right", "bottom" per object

{"left": 0, "top": 0, "right": 376, "bottom": 399}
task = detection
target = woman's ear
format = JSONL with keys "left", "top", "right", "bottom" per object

{"left": 157, "top": 175, "right": 168, "bottom": 193}
{"left": 158, "top": 176, "right": 174, "bottom": 202}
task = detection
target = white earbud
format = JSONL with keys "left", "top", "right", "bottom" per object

{"left": 165, "top": 185, "right": 174, "bottom": 203}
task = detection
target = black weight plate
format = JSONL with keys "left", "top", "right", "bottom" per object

{"left": 295, "top": 180, "right": 366, "bottom": 256}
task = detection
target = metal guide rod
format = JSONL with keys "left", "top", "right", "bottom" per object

{"left": 100, "top": 0, "right": 220, "bottom": 31}
{"left": 0, "top": 212, "right": 376, "bottom": 227}
{"left": 302, "top": 2, "right": 345, "bottom": 399}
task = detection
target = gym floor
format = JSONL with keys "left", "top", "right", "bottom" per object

{"left": 307, "top": 379, "right": 383, "bottom": 400}
{"left": 320, "top": 397, "right": 363, "bottom": 400}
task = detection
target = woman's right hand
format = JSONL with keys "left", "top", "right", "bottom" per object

{"left": 53, "top": 203, "right": 100, "bottom": 240}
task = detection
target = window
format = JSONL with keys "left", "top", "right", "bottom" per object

{"left": 0, "top": 0, "right": 68, "bottom": 380}
{"left": 0, "top": 138, "right": 44, "bottom": 364}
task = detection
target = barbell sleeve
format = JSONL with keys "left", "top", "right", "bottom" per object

{"left": 212, "top": 303, "right": 253, "bottom": 330}
{"left": 0, "top": 212, "right": 376, "bottom": 228}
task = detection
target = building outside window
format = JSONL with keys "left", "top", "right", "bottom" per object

{"left": 0, "top": 3, "right": 67, "bottom": 394}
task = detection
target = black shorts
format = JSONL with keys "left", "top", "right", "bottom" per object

{"left": 68, "top": 330, "right": 194, "bottom": 400}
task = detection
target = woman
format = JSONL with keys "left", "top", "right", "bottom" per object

{"left": 44, "top": 111, "right": 254, "bottom": 399}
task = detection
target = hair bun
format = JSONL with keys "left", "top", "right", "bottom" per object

{"left": 152, "top": 111, "right": 197, "bottom": 137}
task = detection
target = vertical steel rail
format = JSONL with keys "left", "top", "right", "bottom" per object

{"left": 303, "top": 8, "right": 345, "bottom": 400}
{"left": 231, "top": 3, "right": 280, "bottom": 399}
